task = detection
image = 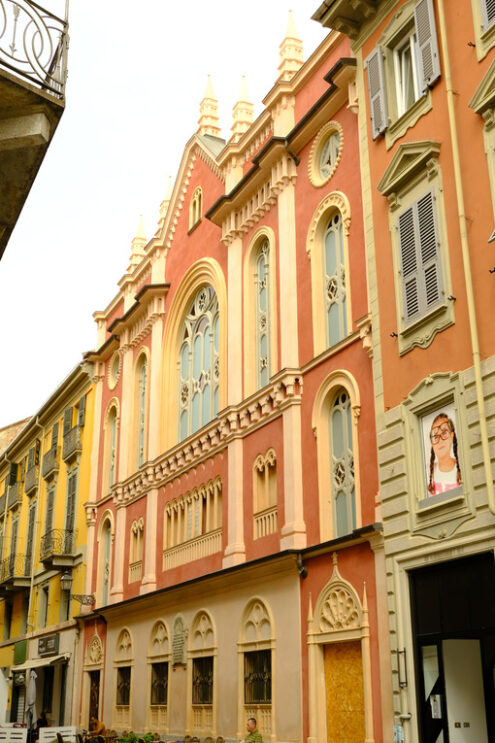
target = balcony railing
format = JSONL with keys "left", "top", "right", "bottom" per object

{"left": 42, "top": 446, "right": 60, "bottom": 478}
{"left": 40, "top": 527, "right": 75, "bottom": 563}
{"left": 254, "top": 505, "right": 278, "bottom": 539}
{"left": 62, "top": 425, "right": 82, "bottom": 462}
{"left": 0, "top": 492, "right": 6, "bottom": 513}
{"left": 7, "top": 481, "right": 22, "bottom": 509}
{"left": 0, "top": 552, "right": 28, "bottom": 582}
{"left": 24, "top": 465, "right": 38, "bottom": 495}
{"left": 128, "top": 560, "right": 142, "bottom": 583}
{"left": 163, "top": 528, "right": 222, "bottom": 571}
{"left": 0, "top": 0, "right": 68, "bottom": 98}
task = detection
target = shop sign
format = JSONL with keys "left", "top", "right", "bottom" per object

{"left": 38, "top": 633, "right": 59, "bottom": 657}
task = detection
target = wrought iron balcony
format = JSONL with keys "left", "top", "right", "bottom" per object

{"left": 0, "top": 1, "right": 68, "bottom": 96}
{"left": 0, "top": 552, "right": 30, "bottom": 594}
{"left": 0, "top": 1, "right": 69, "bottom": 259}
{"left": 7, "top": 481, "right": 22, "bottom": 509}
{"left": 40, "top": 527, "right": 77, "bottom": 568}
{"left": 62, "top": 426, "right": 82, "bottom": 462}
{"left": 42, "top": 445, "right": 60, "bottom": 478}
{"left": 24, "top": 465, "right": 38, "bottom": 495}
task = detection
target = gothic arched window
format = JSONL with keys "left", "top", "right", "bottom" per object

{"left": 329, "top": 389, "right": 355, "bottom": 536}
{"left": 324, "top": 212, "right": 347, "bottom": 347}
{"left": 255, "top": 239, "right": 271, "bottom": 389}
{"left": 178, "top": 285, "right": 219, "bottom": 441}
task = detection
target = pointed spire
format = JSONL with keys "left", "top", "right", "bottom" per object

{"left": 278, "top": 10, "right": 303, "bottom": 82}
{"left": 307, "top": 592, "right": 314, "bottom": 623}
{"left": 128, "top": 214, "right": 147, "bottom": 270}
{"left": 197, "top": 75, "right": 221, "bottom": 137}
{"left": 231, "top": 75, "right": 254, "bottom": 143}
{"left": 156, "top": 176, "right": 173, "bottom": 234}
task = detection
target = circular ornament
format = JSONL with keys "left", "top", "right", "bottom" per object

{"left": 309, "top": 121, "right": 343, "bottom": 187}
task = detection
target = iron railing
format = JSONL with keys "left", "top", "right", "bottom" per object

{"left": 0, "top": 492, "right": 6, "bottom": 514}
{"left": 62, "top": 425, "right": 81, "bottom": 461}
{"left": 42, "top": 445, "right": 59, "bottom": 478}
{"left": 24, "top": 465, "right": 38, "bottom": 494}
{"left": 0, "top": 0, "right": 68, "bottom": 97}
{"left": 40, "top": 527, "right": 75, "bottom": 560}
{"left": 7, "top": 481, "right": 22, "bottom": 509}
{"left": 0, "top": 552, "right": 28, "bottom": 581}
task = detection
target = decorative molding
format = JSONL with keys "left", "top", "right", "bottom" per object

{"left": 113, "top": 369, "right": 302, "bottom": 505}
{"left": 313, "top": 554, "right": 363, "bottom": 636}
{"left": 377, "top": 140, "right": 441, "bottom": 200}
{"left": 306, "top": 190, "right": 351, "bottom": 254}
{"left": 308, "top": 120, "right": 344, "bottom": 188}
{"left": 86, "top": 632, "right": 104, "bottom": 666}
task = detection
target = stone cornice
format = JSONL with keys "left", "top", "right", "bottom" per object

{"left": 111, "top": 369, "right": 303, "bottom": 506}
{"left": 377, "top": 140, "right": 441, "bottom": 199}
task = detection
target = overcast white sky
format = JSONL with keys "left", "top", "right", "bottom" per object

{"left": 0, "top": 1, "right": 328, "bottom": 429}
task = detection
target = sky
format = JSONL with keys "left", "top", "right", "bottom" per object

{"left": 0, "top": 0, "right": 328, "bottom": 429}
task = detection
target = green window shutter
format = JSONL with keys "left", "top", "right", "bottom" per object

{"left": 51, "top": 422, "right": 59, "bottom": 449}
{"left": 63, "top": 407, "right": 73, "bottom": 435}
{"left": 27, "top": 448, "right": 35, "bottom": 470}
{"left": 366, "top": 47, "right": 388, "bottom": 139}
{"left": 481, "top": 0, "right": 495, "bottom": 30}
{"left": 414, "top": 0, "right": 441, "bottom": 89}
{"left": 417, "top": 190, "right": 441, "bottom": 308}
{"left": 399, "top": 205, "right": 421, "bottom": 321}
{"left": 77, "top": 394, "right": 86, "bottom": 428}
{"left": 45, "top": 486, "right": 55, "bottom": 533}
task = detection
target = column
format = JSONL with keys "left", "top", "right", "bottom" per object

{"left": 110, "top": 504, "right": 126, "bottom": 603}
{"left": 280, "top": 403, "right": 306, "bottom": 549}
{"left": 141, "top": 487, "right": 158, "bottom": 594}
{"left": 223, "top": 436, "right": 245, "bottom": 567}
{"left": 277, "top": 177, "right": 299, "bottom": 368}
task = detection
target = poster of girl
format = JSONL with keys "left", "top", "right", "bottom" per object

{"left": 422, "top": 403, "right": 462, "bottom": 498}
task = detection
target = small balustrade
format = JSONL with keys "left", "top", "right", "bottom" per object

{"left": 192, "top": 705, "right": 213, "bottom": 732}
{"left": 245, "top": 706, "right": 272, "bottom": 736}
{"left": 128, "top": 560, "right": 142, "bottom": 583}
{"left": 0, "top": 552, "right": 28, "bottom": 583}
{"left": 42, "top": 446, "right": 60, "bottom": 478}
{"left": 148, "top": 705, "right": 167, "bottom": 730}
{"left": 62, "top": 426, "right": 82, "bottom": 462}
{"left": 163, "top": 528, "right": 222, "bottom": 571}
{"left": 254, "top": 505, "right": 278, "bottom": 539}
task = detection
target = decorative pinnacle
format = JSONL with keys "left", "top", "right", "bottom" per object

{"left": 156, "top": 176, "right": 173, "bottom": 236}
{"left": 231, "top": 74, "right": 254, "bottom": 142}
{"left": 278, "top": 10, "right": 303, "bottom": 82}
{"left": 129, "top": 214, "right": 147, "bottom": 270}
{"left": 197, "top": 75, "right": 221, "bottom": 137}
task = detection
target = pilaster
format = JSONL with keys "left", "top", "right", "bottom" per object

{"left": 223, "top": 436, "right": 246, "bottom": 567}
{"left": 277, "top": 178, "right": 299, "bottom": 367}
{"left": 148, "top": 314, "right": 165, "bottom": 459}
{"left": 110, "top": 503, "right": 126, "bottom": 603}
{"left": 228, "top": 236, "right": 243, "bottom": 405}
{"left": 280, "top": 403, "right": 306, "bottom": 549}
{"left": 118, "top": 334, "right": 133, "bottom": 481}
{"left": 140, "top": 487, "right": 158, "bottom": 593}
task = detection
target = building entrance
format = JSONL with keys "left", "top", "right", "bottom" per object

{"left": 410, "top": 552, "right": 495, "bottom": 742}
{"left": 324, "top": 640, "right": 365, "bottom": 743}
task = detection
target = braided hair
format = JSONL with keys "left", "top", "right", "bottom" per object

{"left": 428, "top": 413, "right": 461, "bottom": 495}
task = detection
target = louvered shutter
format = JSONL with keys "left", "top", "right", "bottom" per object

{"left": 51, "top": 422, "right": 59, "bottom": 449}
{"left": 45, "top": 486, "right": 55, "bottom": 533}
{"left": 481, "top": 0, "right": 495, "bottom": 29}
{"left": 77, "top": 394, "right": 86, "bottom": 427}
{"left": 63, "top": 407, "right": 73, "bottom": 435}
{"left": 399, "top": 206, "right": 421, "bottom": 320}
{"left": 414, "top": 0, "right": 441, "bottom": 90}
{"left": 9, "top": 463, "right": 18, "bottom": 485}
{"left": 417, "top": 190, "right": 442, "bottom": 308}
{"left": 27, "top": 448, "right": 35, "bottom": 471}
{"left": 366, "top": 47, "right": 388, "bottom": 139}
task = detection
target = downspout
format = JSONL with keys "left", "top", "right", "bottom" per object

{"left": 436, "top": 0, "right": 495, "bottom": 514}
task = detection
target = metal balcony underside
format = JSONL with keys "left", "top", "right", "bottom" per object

{"left": 42, "top": 446, "right": 60, "bottom": 478}
{"left": 0, "top": 1, "right": 68, "bottom": 259}
{"left": 24, "top": 465, "right": 38, "bottom": 495}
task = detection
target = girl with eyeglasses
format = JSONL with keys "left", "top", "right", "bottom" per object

{"left": 427, "top": 413, "right": 461, "bottom": 496}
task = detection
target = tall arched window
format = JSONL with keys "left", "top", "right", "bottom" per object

{"left": 329, "top": 390, "right": 355, "bottom": 536}
{"left": 178, "top": 285, "right": 219, "bottom": 441}
{"left": 104, "top": 404, "right": 119, "bottom": 492}
{"left": 324, "top": 212, "right": 347, "bottom": 347}
{"left": 255, "top": 239, "right": 271, "bottom": 388}
{"left": 136, "top": 355, "right": 147, "bottom": 468}
{"left": 101, "top": 517, "right": 112, "bottom": 606}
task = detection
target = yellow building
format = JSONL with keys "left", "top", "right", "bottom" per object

{"left": 0, "top": 364, "right": 94, "bottom": 725}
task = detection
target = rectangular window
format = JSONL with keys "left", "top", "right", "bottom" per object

{"left": 481, "top": 0, "right": 495, "bottom": 29}
{"left": 244, "top": 650, "right": 272, "bottom": 704}
{"left": 45, "top": 483, "right": 56, "bottom": 535}
{"left": 150, "top": 662, "right": 168, "bottom": 705}
{"left": 43, "top": 665, "right": 54, "bottom": 712}
{"left": 64, "top": 468, "right": 77, "bottom": 553}
{"left": 419, "top": 402, "right": 462, "bottom": 505}
{"left": 117, "top": 666, "right": 131, "bottom": 705}
{"left": 51, "top": 422, "right": 59, "bottom": 449}
{"left": 3, "top": 601, "right": 12, "bottom": 640}
{"left": 24, "top": 506, "right": 36, "bottom": 575}
{"left": 393, "top": 32, "right": 420, "bottom": 117}
{"left": 192, "top": 656, "right": 213, "bottom": 705}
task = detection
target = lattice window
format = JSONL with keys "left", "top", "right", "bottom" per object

{"left": 324, "top": 212, "right": 347, "bottom": 347}
{"left": 192, "top": 657, "right": 213, "bottom": 704}
{"left": 178, "top": 285, "right": 219, "bottom": 441}
{"left": 253, "top": 450, "right": 277, "bottom": 539}
{"left": 129, "top": 517, "right": 144, "bottom": 583}
{"left": 329, "top": 390, "right": 355, "bottom": 537}
{"left": 239, "top": 599, "right": 274, "bottom": 737}
{"left": 116, "top": 666, "right": 131, "bottom": 705}
{"left": 105, "top": 405, "right": 119, "bottom": 491}
{"left": 255, "top": 239, "right": 271, "bottom": 389}
{"left": 189, "top": 187, "right": 203, "bottom": 229}
{"left": 244, "top": 650, "right": 271, "bottom": 704}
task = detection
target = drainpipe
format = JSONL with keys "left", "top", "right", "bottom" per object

{"left": 436, "top": 0, "right": 495, "bottom": 514}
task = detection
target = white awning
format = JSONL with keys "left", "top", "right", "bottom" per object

{"left": 12, "top": 654, "right": 70, "bottom": 671}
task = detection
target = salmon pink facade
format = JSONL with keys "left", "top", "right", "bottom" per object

{"left": 74, "top": 19, "right": 391, "bottom": 743}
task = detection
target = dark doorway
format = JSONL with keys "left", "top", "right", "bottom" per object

{"left": 89, "top": 670, "right": 100, "bottom": 724}
{"left": 410, "top": 552, "right": 495, "bottom": 743}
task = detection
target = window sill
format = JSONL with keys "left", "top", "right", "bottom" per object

{"left": 398, "top": 301, "right": 454, "bottom": 355}
{"left": 417, "top": 488, "right": 464, "bottom": 513}
{"left": 385, "top": 91, "right": 432, "bottom": 150}
{"left": 477, "top": 20, "right": 495, "bottom": 61}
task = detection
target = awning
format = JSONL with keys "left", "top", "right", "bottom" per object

{"left": 12, "top": 653, "right": 70, "bottom": 671}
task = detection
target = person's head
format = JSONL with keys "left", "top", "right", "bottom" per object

{"left": 246, "top": 718, "right": 257, "bottom": 733}
{"left": 428, "top": 413, "right": 461, "bottom": 492}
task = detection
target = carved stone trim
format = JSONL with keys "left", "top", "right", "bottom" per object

{"left": 312, "top": 553, "right": 363, "bottom": 637}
